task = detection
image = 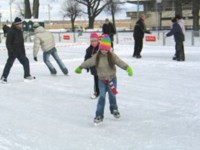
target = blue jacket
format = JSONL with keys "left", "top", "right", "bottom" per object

{"left": 166, "top": 22, "right": 185, "bottom": 42}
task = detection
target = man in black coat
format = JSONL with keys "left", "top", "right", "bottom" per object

{"left": 133, "top": 14, "right": 151, "bottom": 58}
{"left": 166, "top": 17, "right": 185, "bottom": 61}
{"left": 102, "top": 18, "right": 116, "bottom": 49}
{"left": 1, "top": 17, "right": 35, "bottom": 83}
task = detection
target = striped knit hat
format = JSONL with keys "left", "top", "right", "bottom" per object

{"left": 99, "top": 34, "right": 111, "bottom": 51}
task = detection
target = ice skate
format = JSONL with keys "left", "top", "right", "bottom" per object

{"left": 90, "top": 93, "right": 98, "bottom": 99}
{"left": 111, "top": 110, "right": 120, "bottom": 119}
{"left": 94, "top": 116, "right": 103, "bottom": 125}
{"left": 1, "top": 77, "right": 7, "bottom": 84}
{"left": 24, "top": 76, "right": 36, "bottom": 82}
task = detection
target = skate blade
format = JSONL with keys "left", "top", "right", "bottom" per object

{"left": 94, "top": 121, "right": 103, "bottom": 126}
{"left": 24, "top": 77, "right": 36, "bottom": 82}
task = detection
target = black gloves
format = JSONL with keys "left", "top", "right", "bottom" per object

{"left": 34, "top": 57, "right": 38, "bottom": 61}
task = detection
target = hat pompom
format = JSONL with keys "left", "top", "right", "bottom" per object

{"left": 14, "top": 17, "right": 22, "bottom": 25}
{"left": 99, "top": 34, "right": 111, "bottom": 51}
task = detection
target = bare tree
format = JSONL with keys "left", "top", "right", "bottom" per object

{"left": 33, "top": 0, "right": 40, "bottom": 18}
{"left": 16, "top": 1, "right": 25, "bottom": 18}
{"left": 75, "top": 0, "right": 111, "bottom": 29}
{"left": 105, "top": 0, "right": 125, "bottom": 31}
{"left": 174, "top": 0, "right": 182, "bottom": 16}
{"left": 62, "top": 0, "right": 82, "bottom": 32}
{"left": 24, "top": 0, "right": 32, "bottom": 18}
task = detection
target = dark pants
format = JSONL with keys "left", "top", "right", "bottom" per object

{"left": 133, "top": 36, "right": 143, "bottom": 56}
{"left": 175, "top": 41, "right": 185, "bottom": 60}
{"left": 110, "top": 36, "right": 114, "bottom": 49}
{"left": 2, "top": 52, "right": 30, "bottom": 79}
{"left": 94, "top": 75, "right": 99, "bottom": 96}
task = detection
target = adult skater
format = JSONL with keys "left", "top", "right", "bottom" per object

{"left": 133, "top": 14, "right": 151, "bottom": 58}
{"left": 33, "top": 23, "right": 68, "bottom": 75}
{"left": 102, "top": 18, "right": 116, "bottom": 50}
{"left": 166, "top": 15, "right": 185, "bottom": 61}
{"left": 1, "top": 17, "right": 35, "bottom": 83}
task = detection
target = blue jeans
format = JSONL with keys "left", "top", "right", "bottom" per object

{"left": 96, "top": 77, "right": 118, "bottom": 117}
{"left": 43, "top": 47, "right": 68, "bottom": 74}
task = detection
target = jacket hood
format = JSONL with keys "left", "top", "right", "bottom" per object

{"left": 178, "top": 19, "right": 184, "bottom": 25}
{"left": 34, "top": 26, "right": 45, "bottom": 34}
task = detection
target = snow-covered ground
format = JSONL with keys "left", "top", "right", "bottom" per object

{"left": 0, "top": 42, "right": 200, "bottom": 150}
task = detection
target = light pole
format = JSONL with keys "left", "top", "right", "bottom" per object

{"left": 0, "top": 12, "right": 2, "bottom": 43}
{"left": 0, "top": 12, "right": 2, "bottom": 28}
{"left": 48, "top": 4, "right": 52, "bottom": 24}
{"left": 137, "top": 0, "right": 140, "bottom": 19}
{"left": 9, "top": 1, "right": 13, "bottom": 22}
{"left": 156, "top": 0, "right": 162, "bottom": 39}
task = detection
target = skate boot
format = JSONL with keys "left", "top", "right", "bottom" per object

{"left": 94, "top": 116, "right": 103, "bottom": 125}
{"left": 90, "top": 93, "right": 98, "bottom": 99}
{"left": 1, "top": 76, "right": 7, "bottom": 84}
{"left": 111, "top": 110, "right": 120, "bottom": 118}
{"left": 24, "top": 76, "right": 36, "bottom": 82}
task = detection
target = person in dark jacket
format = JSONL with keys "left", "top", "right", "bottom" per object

{"left": 166, "top": 16, "right": 185, "bottom": 61}
{"left": 102, "top": 18, "right": 116, "bottom": 49}
{"left": 133, "top": 14, "right": 151, "bottom": 58}
{"left": 84, "top": 32, "right": 100, "bottom": 99}
{"left": 1, "top": 17, "right": 35, "bottom": 83}
{"left": 2, "top": 24, "right": 11, "bottom": 37}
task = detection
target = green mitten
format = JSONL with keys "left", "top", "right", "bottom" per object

{"left": 126, "top": 66, "right": 133, "bottom": 76}
{"left": 75, "top": 66, "right": 82, "bottom": 74}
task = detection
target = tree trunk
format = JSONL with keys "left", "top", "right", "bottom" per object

{"left": 88, "top": 16, "right": 95, "bottom": 29}
{"left": 111, "top": 1, "right": 118, "bottom": 44}
{"left": 71, "top": 18, "right": 75, "bottom": 32}
{"left": 71, "top": 18, "right": 76, "bottom": 42}
{"left": 24, "top": 0, "right": 32, "bottom": 18}
{"left": 174, "top": 0, "right": 182, "bottom": 16}
{"left": 192, "top": 0, "right": 199, "bottom": 32}
{"left": 33, "top": 0, "right": 40, "bottom": 18}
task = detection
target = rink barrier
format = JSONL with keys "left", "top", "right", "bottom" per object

{"left": 0, "top": 42, "right": 88, "bottom": 51}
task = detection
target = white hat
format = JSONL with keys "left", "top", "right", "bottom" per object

{"left": 33, "top": 22, "right": 40, "bottom": 28}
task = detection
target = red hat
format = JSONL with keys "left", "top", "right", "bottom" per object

{"left": 90, "top": 32, "right": 99, "bottom": 40}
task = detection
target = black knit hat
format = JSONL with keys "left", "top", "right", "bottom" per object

{"left": 171, "top": 17, "right": 176, "bottom": 23}
{"left": 14, "top": 17, "right": 22, "bottom": 25}
{"left": 175, "top": 15, "right": 182, "bottom": 19}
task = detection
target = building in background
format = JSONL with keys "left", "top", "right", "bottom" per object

{"left": 127, "top": 0, "right": 200, "bottom": 30}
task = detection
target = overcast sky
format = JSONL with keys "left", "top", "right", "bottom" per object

{"left": 0, "top": 0, "right": 138, "bottom": 22}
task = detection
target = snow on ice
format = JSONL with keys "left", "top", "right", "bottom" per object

{"left": 0, "top": 36, "right": 200, "bottom": 150}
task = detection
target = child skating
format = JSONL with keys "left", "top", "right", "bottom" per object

{"left": 75, "top": 34, "right": 133, "bottom": 124}
{"left": 84, "top": 32, "right": 100, "bottom": 99}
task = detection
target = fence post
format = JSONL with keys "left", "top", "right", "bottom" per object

{"left": 0, "top": 33, "right": 2, "bottom": 43}
{"left": 58, "top": 32, "right": 61, "bottom": 42}
{"left": 191, "top": 31, "right": 194, "bottom": 46}
{"left": 163, "top": 32, "right": 166, "bottom": 46}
